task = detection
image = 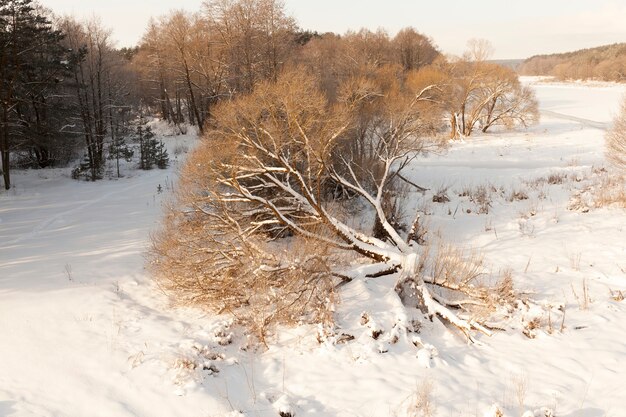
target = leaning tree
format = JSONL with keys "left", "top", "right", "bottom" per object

{"left": 152, "top": 67, "right": 503, "bottom": 341}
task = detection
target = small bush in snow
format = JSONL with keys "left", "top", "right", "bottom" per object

{"left": 606, "top": 97, "right": 626, "bottom": 172}
{"left": 406, "top": 380, "right": 435, "bottom": 417}
{"left": 508, "top": 189, "right": 529, "bottom": 202}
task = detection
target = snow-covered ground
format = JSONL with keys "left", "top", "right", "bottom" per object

{"left": 1, "top": 80, "right": 625, "bottom": 417}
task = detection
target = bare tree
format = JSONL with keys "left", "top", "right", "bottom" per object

{"left": 151, "top": 67, "right": 499, "bottom": 341}
{"left": 464, "top": 38, "right": 494, "bottom": 63}
{"left": 606, "top": 97, "right": 626, "bottom": 171}
{"left": 204, "top": 0, "right": 297, "bottom": 93}
{"left": 432, "top": 42, "right": 538, "bottom": 139}
{"left": 135, "top": 19, "right": 179, "bottom": 125}
{"left": 392, "top": 27, "right": 440, "bottom": 71}
{"left": 59, "top": 17, "right": 117, "bottom": 180}
{"left": 478, "top": 65, "right": 539, "bottom": 133}
{"left": 162, "top": 11, "right": 205, "bottom": 133}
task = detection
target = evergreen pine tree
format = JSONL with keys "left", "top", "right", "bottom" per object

{"left": 136, "top": 117, "right": 169, "bottom": 170}
{"left": 138, "top": 123, "right": 155, "bottom": 170}
{"left": 155, "top": 139, "right": 169, "bottom": 169}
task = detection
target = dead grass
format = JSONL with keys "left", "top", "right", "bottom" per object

{"left": 428, "top": 243, "right": 485, "bottom": 288}
{"left": 414, "top": 242, "right": 516, "bottom": 322}
{"left": 566, "top": 250, "right": 582, "bottom": 271}
{"left": 512, "top": 373, "right": 528, "bottom": 412}
{"left": 459, "top": 184, "right": 494, "bottom": 214}
{"left": 592, "top": 173, "right": 626, "bottom": 208}
{"left": 571, "top": 279, "right": 591, "bottom": 310}
{"left": 507, "top": 189, "right": 529, "bottom": 202}
{"left": 432, "top": 184, "right": 451, "bottom": 203}
{"left": 406, "top": 380, "right": 436, "bottom": 417}
{"left": 567, "top": 168, "right": 626, "bottom": 211}
{"left": 609, "top": 289, "right": 624, "bottom": 302}
{"left": 525, "top": 172, "right": 569, "bottom": 189}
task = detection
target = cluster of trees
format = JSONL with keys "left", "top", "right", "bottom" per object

{"left": 0, "top": 0, "right": 138, "bottom": 189}
{"left": 427, "top": 40, "right": 539, "bottom": 138}
{"left": 0, "top": 0, "right": 539, "bottom": 336}
{"left": 58, "top": 17, "right": 139, "bottom": 181}
{"left": 132, "top": 1, "right": 297, "bottom": 134}
{"left": 519, "top": 43, "right": 626, "bottom": 82}
{"left": 1, "top": 0, "right": 537, "bottom": 191}
{"left": 130, "top": 6, "right": 441, "bottom": 133}
{"left": 149, "top": 5, "right": 535, "bottom": 341}
{"left": 0, "top": 0, "right": 541, "bottom": 341}
{"left": 133, "top": 8, "right": 537, "bottom": 141}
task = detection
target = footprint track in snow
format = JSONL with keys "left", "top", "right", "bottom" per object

{"left": 5, "top": 171, "right": 164, "bottom": 247}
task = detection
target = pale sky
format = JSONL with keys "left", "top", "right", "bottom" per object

{"left": 41, "top": 0, "right": 626, "bottom": 59}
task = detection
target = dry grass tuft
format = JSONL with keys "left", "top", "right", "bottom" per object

{"left": 459, "top": 184, "right": 493, "bottom": 214}
{"left": 406, "top": 380, "right": 436, "bottom": 417}
{"left": 428, "top": 243, "right": 485, "bottom": 289}
{"left": 414, "top": 242, "right": 517, "bottom": 322}
{"left": 507, "top": 189, "right": 529, "bottom": 202}
{"left": 571, "top": 279, "right": 591, "bottom": 310}
{"left": 592, "top": 173, "right": 626, "bottom": 208}
{"left": 610, "top": 289, "right": 624, "bottom": 302}
{"left": 568, "top": 169, "right": 625, "bottom": 211}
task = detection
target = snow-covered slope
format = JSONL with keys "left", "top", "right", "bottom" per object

{"left": 1, "top": 80, "right": 625, "bottom": 417}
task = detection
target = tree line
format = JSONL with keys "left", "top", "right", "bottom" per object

{"left": 1, "top": 0, "right": 537, "bottom": 190}
{"left": 519, "top": 42, "right": 626, "bottom": 82}
{"left": 132, "top": 9, "right": 536, "bottom": 140}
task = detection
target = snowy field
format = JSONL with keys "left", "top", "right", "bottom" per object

{"left": 1, "top": 79, "right": 626, "bottom": 417}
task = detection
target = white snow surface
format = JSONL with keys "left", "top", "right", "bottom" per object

{"left": 1, "top": 80, "right": 626, "bottom": 417}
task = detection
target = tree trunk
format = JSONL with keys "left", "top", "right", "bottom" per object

{"left": 182, "top": 57, "right": 203, "bottom": 134}
{"left": 1, "top": 103, "right": 10, "bottom": 190}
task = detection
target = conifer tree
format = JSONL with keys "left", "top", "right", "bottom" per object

{"left": 137, "top": 119, "right": 168, "bottom": 170}
{"left": 108, "top": 132, "right": 134, "bottom": 177}
{"left": 154, "top": 139, "right": 169, "bottom": 169}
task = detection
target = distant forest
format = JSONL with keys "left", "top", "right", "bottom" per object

{"left": 519, "top": 43, "right": 626, "bottom": 82}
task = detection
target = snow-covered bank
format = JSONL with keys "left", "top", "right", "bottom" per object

{"left": 0, "top": 133, "right": 233, "bottom": 416}
{"left": 1, "top": 81, "right": 625, "bottom": 417}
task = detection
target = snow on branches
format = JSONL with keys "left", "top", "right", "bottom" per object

{"left": 151, "top": 67, "right": 508, "bottom": 342}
